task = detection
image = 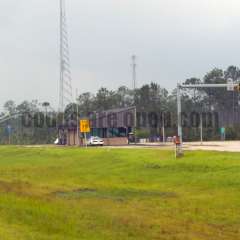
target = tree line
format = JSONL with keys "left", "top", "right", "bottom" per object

{"left": 1, "top": 65, "right": 240, "bottom": 144}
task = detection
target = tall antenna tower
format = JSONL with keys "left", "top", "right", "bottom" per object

{"left": 59, "top": 0, "right": 73, "bottom": 112}
{"left": 131, "top": 55, "right": 137, "bottom": 90}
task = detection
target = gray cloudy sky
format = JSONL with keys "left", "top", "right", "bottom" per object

{"left": 1, "top": 0, "right": 240, "bottom": 109}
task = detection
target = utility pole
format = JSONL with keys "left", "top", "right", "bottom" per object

{"left": 76, "top": 88, "right": 80, "bottom": 146}
{"left": 177, "top": 84, "right": 182, "bottom": 144}
{"left": 131, "top": 55, "right": 137, "bottom": 90}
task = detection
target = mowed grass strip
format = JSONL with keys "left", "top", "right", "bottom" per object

{"left": 0, "top": 146, "right": 239, "bottom": 239}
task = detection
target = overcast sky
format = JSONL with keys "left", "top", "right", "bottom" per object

{"left": 1, "top": 0, "right": 240, "bottom": 109}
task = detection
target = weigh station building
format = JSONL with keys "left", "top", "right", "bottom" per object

{"left": 58, "top": 107, "right": 136, "bottom": 146}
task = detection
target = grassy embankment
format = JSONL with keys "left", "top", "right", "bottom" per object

{"left": 0, "top": 146, "right": 239, "bottom": 239}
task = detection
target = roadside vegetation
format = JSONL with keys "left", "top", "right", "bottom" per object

{"left": 0, "top": 146, "right": 239, "bottom": 239}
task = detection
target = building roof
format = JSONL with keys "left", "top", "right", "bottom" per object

{"left": 90, "top": 106, "right": 136, "bottom": 129}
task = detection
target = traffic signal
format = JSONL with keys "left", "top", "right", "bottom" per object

{"left": 234, "top": 83, "right": 240, "bottom": 92}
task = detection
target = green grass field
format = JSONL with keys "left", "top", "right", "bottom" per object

{"left": 0, "top": 146, "right": 239, "bottom": 240}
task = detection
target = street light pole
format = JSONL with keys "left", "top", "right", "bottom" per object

{"left": 162, "top": 112, "right": 165, "bottom": 143}
{"left": 200, "top": 112, "right": 203, "bottom": 145}
{"left": 177, "top": 82, "right": 239, "bottom": 144}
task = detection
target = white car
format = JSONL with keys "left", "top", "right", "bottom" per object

{"left": 87, "top": 136, "right": 104, "bottom": 146}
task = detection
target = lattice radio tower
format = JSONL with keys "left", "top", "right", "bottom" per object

{"left": 131, "top": 55, "right": 137, "bottom": 90}
{"left": 59, "top": 0, "right": 73, "bottom": 112}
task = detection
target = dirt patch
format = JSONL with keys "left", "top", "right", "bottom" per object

{"left": 52, "top": 188, "right": 177, "bottom": 200}
{"left": 0, "top": 180, "right": 32, "bottom": 196}
{"left": 145, "top": 163, "right": 162, "bottom": 169}
{"left": 53, "top": 188, "right": 97, "bottom": 198}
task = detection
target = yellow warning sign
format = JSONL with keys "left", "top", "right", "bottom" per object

{"left": 80, "top": 119, "right": 90, "bottom": 133}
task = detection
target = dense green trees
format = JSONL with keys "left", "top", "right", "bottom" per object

{"left": 0, "top": 100, "right": 57, "bottom": 145}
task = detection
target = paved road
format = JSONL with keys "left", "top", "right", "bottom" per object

{"left": 183, "top": 141, "right": 240, "bottom": 152}
{"left": 22, "top": 141, "right": 240, "bottom": 152}
{"left": 106, "top": 141, "right": 240, "bottom": 152}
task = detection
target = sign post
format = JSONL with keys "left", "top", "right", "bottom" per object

{"left": 80, "top": 119, "right": 90, "bottom": 148}
{"left": 6, "top": 125, "right": 12, "bottom": 145}
{"left": 220, "top": 127, "right": 225, "bottom": 141}
{"left": 174, "top": 136, "right": 184, "bottom": 158}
